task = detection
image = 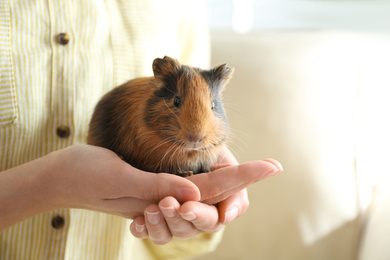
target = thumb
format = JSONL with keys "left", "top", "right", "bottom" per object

{"left": 110, "top": 164, "right": 201, "bottom": 203}
{"left": 188, "top": 159, "right": 283, "bottom": 204}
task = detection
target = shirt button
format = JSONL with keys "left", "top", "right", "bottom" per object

{"left": 57, "top": 125, "right": 71, "bottom": 138}
{"left": 51, "top": 215, "right": 65, "bottom": 229}
{"left": 56, "top": 33, "right": 70, "bottom": 45}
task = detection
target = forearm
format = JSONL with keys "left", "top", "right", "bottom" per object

{"left": 0, "top": 153, "right": 59, "bottom": 230}
{"left": 0, "top": 144, "right": 202, "bottom": 231}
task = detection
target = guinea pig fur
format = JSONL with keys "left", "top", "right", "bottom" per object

{"left": 87, "top": 56, "right": 234, "bottom": 176}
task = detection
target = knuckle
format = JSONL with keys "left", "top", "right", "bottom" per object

{"left": 131, "top": 230, "right": 146, "bottom": 239}
{"left": 147, "top": 173, "right": 173, "bottom": 202}
{"left": 173, "top": 230, "right": 197, "bottom": 239}
{"left": 151, "top": 236, "right": 172, "bottom": 245}
{"left": 210, "top": 224, "right": 224, "bottom": 233}
{"left": 197, "top": 220, "right": 218, "bottom": 232}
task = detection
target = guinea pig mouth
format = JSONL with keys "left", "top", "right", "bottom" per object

{"left": 186, "top": 146, "right": 205, "bottom": 152}
{"left": 172, "top": 138, "right": 225, "bottom": 153}
{"left": 182, "top": 140, "right": 224, "bottom": 152}
{"left": 172, "top": 141, "right": 207, "bottom": 152}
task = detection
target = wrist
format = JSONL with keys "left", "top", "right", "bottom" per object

{"left": 41, "top": 149, "right": 72, "bottom": 210}
{"left": 26, "top": 152, "right": 64, "bottom": 213}
{"left": 0, "top": 151, "right": 64, "bottom": 230}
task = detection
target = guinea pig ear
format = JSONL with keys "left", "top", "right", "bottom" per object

{"left": 152, "top": 56, "right": 181, "bottom": 84}
{"left": 211, "top": 63, "right": 234, "bottom": 91}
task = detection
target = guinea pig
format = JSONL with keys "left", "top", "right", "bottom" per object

{"left": 87, "top": 56, "right": 234, "bottom": 176}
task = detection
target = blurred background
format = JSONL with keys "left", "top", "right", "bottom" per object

{"left": 195, "top": 1, "right": 390, "bottom": 259}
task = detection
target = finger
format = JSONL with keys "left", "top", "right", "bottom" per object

{"left": 108, "top": 164, "right": 201, "bottom": 203}
{"left": 99, "top": 197, "right": 152, "bottom": 219}
{"left": 188, "top": 159, "right": 282, "bottom": 205}
{"left": 217, "top": 189, "right": 249, "bottom": 225}
{"left": 130, "top": 216, "right": 148, "bottom": 239}
{"left": 179, "top": 201, "right": 223, "bottom": 233}
{"left": 159, "top": 197, "right": 199, "bottom": 239}
{"left": 210, "top": 163, "right": 233, "bottom": 171}
{"left": 144, "top": 204, "right": 172, "bottom": 245}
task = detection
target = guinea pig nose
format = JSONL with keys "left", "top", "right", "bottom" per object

{"left": 186, "top": 134, "right": 205, "bottom": 144}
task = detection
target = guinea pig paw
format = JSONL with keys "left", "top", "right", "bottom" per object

{"left": 175, "top": 171, "right": 194, "bottom": 177}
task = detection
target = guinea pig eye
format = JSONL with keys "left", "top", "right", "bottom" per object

{"left": 173, "top": 96, "right": 181, "bottom": 108}
{"left": 211, "top": 101, "right": 215, "bottom": 110}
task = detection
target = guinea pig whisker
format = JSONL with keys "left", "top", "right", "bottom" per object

{"left": 228, "top": 128, "right": 249, "bottom": 148}
{"left": 177, "top": 144, "right": 185, "bottom": 170}
{"left": 205, "top": 146, "right": 214, "bottom": 160}
{"left": 225, "top": 128, "right": 246, "bottom": 154}
{"left": 228, "top": 145, "right": 240, "bottom": 161}
{"left": 226, "top": 140, "right": 244, "bottom": 156}
{"left": 156, "top": 141, "right": 178, "bottom": 173}
{"left": 158, "top": 141, "right": 178, "bottom": 170}
{"left": 163, "top": 86, "right": 176, "bottom": 95}
{"left": 166, "top": 141, "right": 187, "bottom": 173}
{"left": 163, "top": 99, "right": 179, "bottom": 121}
{"left": 169, "top": 142, "right": 183, "bottom": 173}
{"left": 125, "top": 130, "right": 176, "bottom": 162}
{"left": 142, "top": 136, "right": 177, "bottom": 166}
{"left": 228, "top": 127, "right": 250, "bottom": 138}
{"left": 125, "top": 129, "right": 174, "bottom": 149}
{"left": 140, "top": 132, "right": 180, "bottom": 166}
{"left": 144, "top": 136, "right": 176, "bottom": 156}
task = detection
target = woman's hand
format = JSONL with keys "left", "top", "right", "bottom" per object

{"left": 130, "top": 147, "right": 283, "bottom": 245}
{"left": 0, "top": 145, "right": 201, "bottom": 230}
{"left": 50, "top": 145, "right": 204, "bottom": 218}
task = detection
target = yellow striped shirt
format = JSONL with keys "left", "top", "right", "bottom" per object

{"left": 0, "top": 0, "right": 222, "bottom": 259}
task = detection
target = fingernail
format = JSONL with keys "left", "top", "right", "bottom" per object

{"left": 224, "top": 206, "right": 239, "bottom": 225}
{"left": 264, "top": 159, "right": 283, "bottom": 176}
{"left": 135, "top": 224, "right": 145, "bottom": 233}
{"left": 269, "top": 166, "right": 280, "bottom": 176}
{"left": 146, "top": 211, "right": 160, "bottom": 225}
{"left": 181, "top": 211, "right": 197, "bottom": 221}
{"left": 263, "top": 165, "right": 281, "bottom": 179}
{"left": 160, "top": 206, "right": 176, "bottom": 218}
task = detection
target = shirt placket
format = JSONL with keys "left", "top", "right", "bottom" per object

{"left": 48, "top": 0, "right": 75, "bottom": 150}
{"left": 46, "top": 0, "right": 75, "bottom": 258}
